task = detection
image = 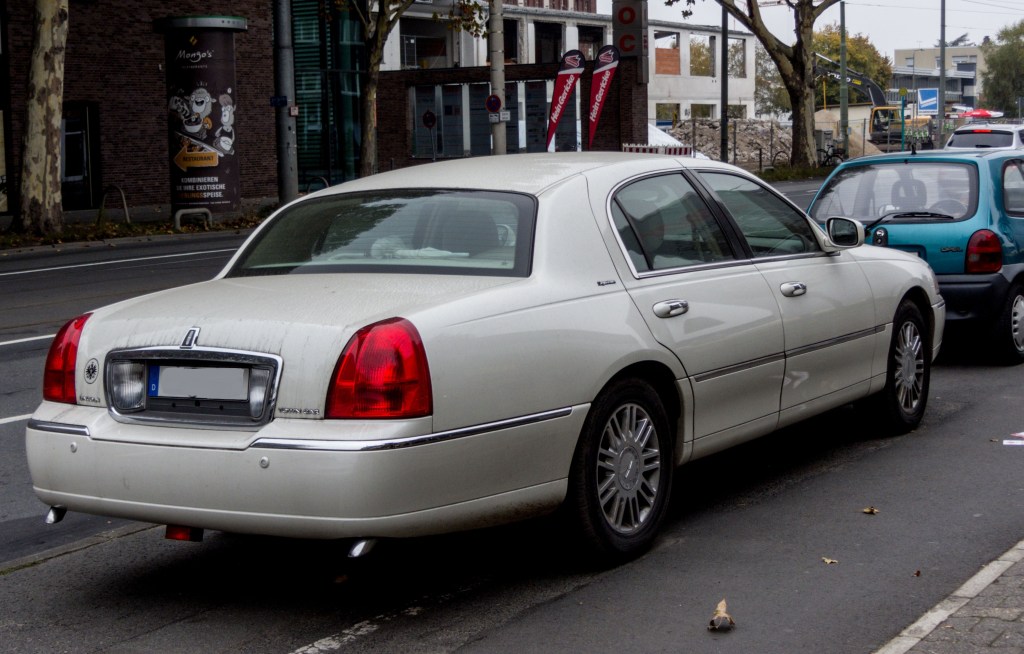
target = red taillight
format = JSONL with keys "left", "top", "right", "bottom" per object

{"left": 325, "top": 318, "right": 432, "bottom": 419}
{"left": 43, "top": 314, "right": 91, "bottom": 404}
{"left": 965, "top": 229, "right": 1002, "bottom": 274}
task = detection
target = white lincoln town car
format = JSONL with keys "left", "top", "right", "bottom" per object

{"left": 27, "top": 152, "right": 944, "bottom": 563}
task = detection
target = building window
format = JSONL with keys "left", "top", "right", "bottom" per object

{"left": 655, "top": 31, "right": 680, "bottom": 76}
{"left": 578, "top": 25, "right": 604, "bottom": 61}
{"left": 728, "top": 38, "right": 746, "bottom": 78}
{"left": 400, "top": 18, "right": 449, "bottom": 69}
{"left": 575, "top": 0, "right": 596, "bottom": 12}
{"left": 656, "top": 103, "right": 680, "bottom": 125}
{"left": 292, "top": 0, "right": 364, "bottom": 185}
{"left": 690, "top": 34, "right": 715, "bottom": 77}
{"left": 727, "top": 104, "right": 747, "bottom": 119}
{"left": 535, "top": 22, "right": 563, "bottom": 64}
{"left": 691, "top": 103, "right": 715, "bottom": 118}
{"left": 504, "top": 19, "right": 519, "bottom": 63}
{"left": 550, "top": 0, "right": 569, "bottom": 10}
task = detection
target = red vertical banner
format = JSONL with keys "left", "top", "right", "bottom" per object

{"left": 588, "top": 45, "right": 620, "bottom": 149}
{"left": 546, "top": 50, "right": 585, "bottom": 152}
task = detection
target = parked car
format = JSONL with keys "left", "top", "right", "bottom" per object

{"left": 808, "top": 149, "right": 1024, "bottom": 363}
{"left": 944, "top": 123, "right": 1024, "bottom": 150}
{"left": 28, "top": 153, "right": 944, "bottom": 563}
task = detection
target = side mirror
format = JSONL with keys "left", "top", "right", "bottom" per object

{"left": 825, "top": 216, "right": 865, "bottom": 250}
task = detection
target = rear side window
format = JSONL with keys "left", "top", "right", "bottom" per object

{"left": 700, "top": 172, "right": 822, "bottom": 257}
{"left": 1004, "top": 162, "right": 1024, "bottom": 216}
{"left": 611, "top": 174, "right": 735, "bottom": 273}
{"left": 809, "top": 162, "right": 978, "bottom": 222}
{"left": 228, "top": 190, "right": 536, "bottom": 277}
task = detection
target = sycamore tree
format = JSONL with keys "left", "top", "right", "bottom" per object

{"left": 670, "top": 0, "right": 840, "bottom": 167}
{"left": 812, "top": 23, "right": 891, "bottom": 109}
{"left": 345, "top": 0, "right": 487, "bottom": 178}
{"left": 16, "top": 0, "right": 69, "bottom": 236}
{"left": 980, "top": 20, "right": 1024, "bottom": 115}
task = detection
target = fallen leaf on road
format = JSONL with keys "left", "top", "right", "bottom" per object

{"left": 862, "top": 506, "right": 879, "bottom": 515}
{"left": 708, "top": 599, "right": 735, "bottom": 631}
{"left": 822, "top": 557, "right": 839, "bottom": 565}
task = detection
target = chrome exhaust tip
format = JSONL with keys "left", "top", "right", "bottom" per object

{"left": 348, "top": 538, "right": 377, "bottom": 558}
{"left": 45, "top": 506, "right": 67, "bottom": 524}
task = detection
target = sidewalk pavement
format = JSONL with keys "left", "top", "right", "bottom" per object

{"left": 875, "top": 539, "right": 1024, "bottom": 653}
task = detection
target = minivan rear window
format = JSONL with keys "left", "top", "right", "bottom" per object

{"left": 947, "top": 131, "right": 1015, "bottom": 149}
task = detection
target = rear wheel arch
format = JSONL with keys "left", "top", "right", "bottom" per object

{"left": 605, "top": 361, "right": 682, "bottom": 439}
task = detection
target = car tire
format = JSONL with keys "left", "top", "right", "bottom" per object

{"left": 990, "top": 283, "right": 1024, "bottom": 365}
{"left": 873, "top": 300, "right": 930, "bottom": 434}
{"left": 566, "top": 378, "right": 674, "bottom": 564}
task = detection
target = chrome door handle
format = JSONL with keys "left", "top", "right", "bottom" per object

{"left": 780, "top": 282, "right": 807, "bottom": 297}
{"left": 653, "top": 300, "right": 689, "bottom": 318}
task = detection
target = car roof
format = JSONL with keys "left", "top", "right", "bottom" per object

{"left": 952, "top": 122, "right": 1024, "bottom": 132}
{"left": 312, "top": 152, "right": 742, "bottom": 197}
{"left": 842, "top": 148, "right": 1022, "bottom": 165}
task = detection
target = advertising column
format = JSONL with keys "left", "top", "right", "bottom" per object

{"left": 157, "top": 16, "right": 247, "bottom": 218}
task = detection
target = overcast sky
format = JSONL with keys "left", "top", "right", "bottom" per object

{"left": 597, "top": 0, "right": 1022, "bottom": 60}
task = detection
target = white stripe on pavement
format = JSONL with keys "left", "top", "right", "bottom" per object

{"left": 0, "top": 248, "right": 236, "bottom": 277}
{"left": 0, "top": 414, "right": 33, "bottom": 427}
{"left": 0, "top": 334, "right": 55, "bottom": 347}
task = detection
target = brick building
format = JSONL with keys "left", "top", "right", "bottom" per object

{"left": 1, "top": 0, "right": 277, "bottom": 218}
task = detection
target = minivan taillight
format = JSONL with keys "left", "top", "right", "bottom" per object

{"left": 325, "top": 318, "right": 432, "bottom": 419}
{"left": 965, "top": 229, "right": 1002, "bottom": 274}
{"left": 43, "top": 314, "right": 91, "bottom": 404}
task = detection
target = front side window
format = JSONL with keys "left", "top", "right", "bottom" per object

{"left": 809, "top": 162, "right": 978, "bottom": 223}
{"left": 611, "top": 174, "right": 735, "bottom": 273}
{"left": 229, "top": 190, "right": 535, "bottom": 277}
{"left": 701, "top": 172, "right": 822, "bottom": 257}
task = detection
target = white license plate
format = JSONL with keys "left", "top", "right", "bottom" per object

{"left": 149, "top": 366, "right": 249, "bottom": 400}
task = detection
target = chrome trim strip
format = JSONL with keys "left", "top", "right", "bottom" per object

{"left": 693, "top": 353, "right": 786, "bottom": 383}
{"left": 27, "top": 419, "right": 91, "bottom": 438}
{"left": 786, "top": 326, "right": 885, "bottom": 358}
{"left": 251, "top": 407, "right": 574, "bottom": 452}
{"left": 692, "top": 326, "right": 885, "bottom": 383}
{"left": 104, "top": 346, "right": 283, "bottom": 430}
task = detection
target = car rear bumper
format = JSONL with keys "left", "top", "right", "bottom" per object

{"left": 937, "top": 272, "right": 1009, "bottom": 324}
{"left": 25, "top": 403, "right": 584, "bottom": 539}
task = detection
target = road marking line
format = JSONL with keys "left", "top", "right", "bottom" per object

{"left": 0, "top": 414, "right": 33, "bottom": 426}
{"left": 873, "top": 538, "right": 1024, "bottom": 654}
{"left": 0, "top": 248, "right": 236, "bottom": 277}
{"left": 0, "top": 334, "right": 54, "bottom": 347}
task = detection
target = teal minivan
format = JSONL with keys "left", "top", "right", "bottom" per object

{"left": 808, "top": 149, "right": 1024, "bottom": 364}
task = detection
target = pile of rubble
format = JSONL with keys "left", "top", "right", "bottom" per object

{"left": 665, "top": 111, "right": 882, "bottom": 168}
{"left": 667, "top": 119, "right": 793, "bottom": 168}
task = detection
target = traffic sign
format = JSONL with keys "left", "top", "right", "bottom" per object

{"left": 485, "top": 94, "right": 502, "bottom": 113}
{"left": 422, "top": 110, "right": 436, "bottom": 130}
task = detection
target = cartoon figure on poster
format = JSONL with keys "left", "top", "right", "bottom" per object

{"left": 214, "top": 94, "right": 235, "bottom": 154}
{"left": 168, "top": 85, "right": 237, "bottom": 156}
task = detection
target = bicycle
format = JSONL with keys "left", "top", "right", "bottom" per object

{"left": 817, "top": 143, "right": 846, "bottom": 167}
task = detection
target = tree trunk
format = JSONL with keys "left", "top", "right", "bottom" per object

{"left": 358, "top": 63, "right": 380, "bottom": 179}
{"left": 358, "top": 11, "right": 388, "bottom": 179}
{"left": 18, "top": 0, "right": 69, "bottom": 236}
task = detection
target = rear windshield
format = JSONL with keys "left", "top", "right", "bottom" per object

{"left": 227, "top": 190, "right": 536, "bottom": 277}
{"left": 946, "top": 130, "right": 1015, "bottom": 148}
{"left": 809, "top": 161, "right": 978, "bottom": 223}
